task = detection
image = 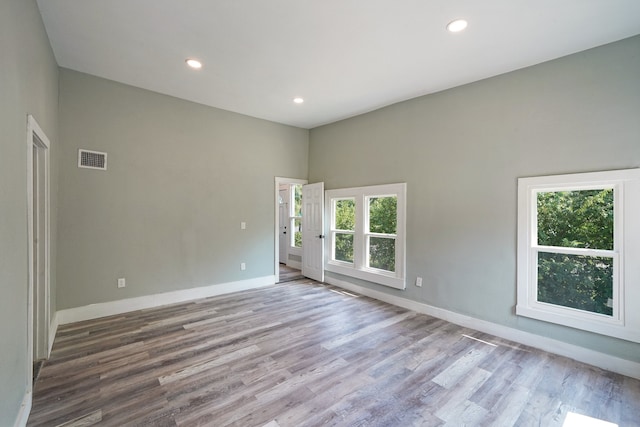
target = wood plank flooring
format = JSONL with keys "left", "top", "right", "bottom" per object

{"left": 28, "top": 279, "right": 640, "bottom": 427}
{"left": 278, "top": 264, "right": 304, "bottom": 283}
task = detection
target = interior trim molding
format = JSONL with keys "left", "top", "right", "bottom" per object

{"left": 48, "top": 312, "right": 58, "bottom": 357}
{"left": 56, "top": 276, "right": 276, "bottom": 325}
{"left": 14, "top": 391, "right": 31, "bottom": 427}
{"left": 325, "top": 275, "right": 640, "bottom": 380}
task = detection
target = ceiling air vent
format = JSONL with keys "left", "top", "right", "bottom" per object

{"left": 78, "top": 149, "right": 107, "bottom": 171}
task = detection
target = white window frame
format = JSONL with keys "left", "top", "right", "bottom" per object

{"left": 517, "top": 168, "right": 640, "bottom": 343}
{"left": 325, "top": 183, "right": 406, "bottom": 290}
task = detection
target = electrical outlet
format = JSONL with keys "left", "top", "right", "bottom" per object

{"left": 241, "top": 222, "right": 246, "bottom": 230}
{"left": 241, "top": 262, "right": 246, "bottom": 271}
{"left": 415, "top": 277, "right": 423, "bottom": 287}
{"left": 118, "top": 278, "right": 126, "bottom": 288}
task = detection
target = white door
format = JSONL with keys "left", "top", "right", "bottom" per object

{"left": 278, "top": 188, "right": 288, "bottom": 263}
{"left": 302, "top": 182, "right": 324, "bottom": 282}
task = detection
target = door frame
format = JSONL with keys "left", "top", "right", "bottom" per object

{"left": 274, "top": 177, "right": 307, "bottom": 283}
{"left": 26, "top": 115, "right": 52, "bottom": 393}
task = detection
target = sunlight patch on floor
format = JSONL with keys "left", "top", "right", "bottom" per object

{"left": 329, "top": 288, "right": 360, "bottom": 298}
{"left": 563, "top": 412, "right": 617, "bottom": 427}
{"left": 462, "top": 334, "right": 498, "bottom": 347}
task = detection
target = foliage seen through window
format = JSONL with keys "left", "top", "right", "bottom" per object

{"left": 536, "top": 189, "right": 614, "bottom": 316}
{"left": 367, "top": 196, "right": 397, "bottom": 272}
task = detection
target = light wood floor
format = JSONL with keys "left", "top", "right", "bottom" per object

{"left": 278, "top": 264, "right": 304, "bottom": 283}
{"left": 28, "top": 279, "right": 640, "bottom": 427}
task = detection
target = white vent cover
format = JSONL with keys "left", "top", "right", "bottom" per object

{"left": 78, "top": 149, "right": 107, "bottom": 170}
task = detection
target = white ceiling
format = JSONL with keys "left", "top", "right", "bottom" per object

{"left": 37, "top": 0, "right": 640, "bottom": 129}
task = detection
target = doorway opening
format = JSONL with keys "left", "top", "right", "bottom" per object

{"left": 27, "top": 115, "right": 52, "bottom": 394}
{"left": 278, "top": 264, "right": 304, "bottom": 283}
{"left": 274, "top": 177, "right": 307, "bottom": 283}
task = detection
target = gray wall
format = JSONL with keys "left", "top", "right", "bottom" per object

{"left": 1, "top": 5, "right": 636, "bottom": 420}
{"left": 57, "top": 69, "right": 308, "bottom": 309}
{"left": 309, "top": 36, "right": 640, "bottom": 362}
{"left": 0, "top": 0, "right": 59, "bottom": 422}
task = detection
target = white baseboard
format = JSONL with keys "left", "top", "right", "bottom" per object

{"left": 47, "top": 312, "right": 58, "bottom": 357}
{"left": 324, "top": 276, "right": 640, "bottom": 380}
{"left": 14, "top": 391, "right": 31, "bottom": 427}
{"left": 57, "top": 275, "right": 276, "bottom": 325}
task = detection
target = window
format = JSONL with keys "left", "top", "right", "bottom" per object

{"left": 326, "top": 183, "right": 406, "bottom": 289}
{"left": 368, "top": 196, "right": 397, "bottom": 272}
{"left": 333, "top": 198, "right": 355, "bottom": 263}
{"left": 291, "top": 184, "right": 303, "bottom": 248}
{"left": 517, "top": 169, "right": 640, "bottom": 342}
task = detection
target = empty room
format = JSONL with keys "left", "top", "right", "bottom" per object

{"left": 2, "top": 0, "right": 640, "bottom": 426}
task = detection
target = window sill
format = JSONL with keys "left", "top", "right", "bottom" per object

{"left": 326, "top": 262, "right": 405, "bottom": 290}
{"left": 516, "top": 304, "right": 640, "bottom": 343}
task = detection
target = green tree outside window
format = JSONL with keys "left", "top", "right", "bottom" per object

{"left": 334, "top": 199, "right": 355, "bottom": 263}
{"left": 293, "top": 184, "right": 303, "bottom": 247}
{"left": 368, "top": 196, "right": 397, "bottom": 272}
{"left": 536, "top": 189, "right": 614, "bottom": 316}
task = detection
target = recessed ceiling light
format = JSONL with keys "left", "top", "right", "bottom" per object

{"left": 293, "top": 97, "right": 304, "bottom": 104}
{"left": 185, "top": 58, "right": 202, "bottom": 69}
{"left": 446, "top": 19, "right": 468, "bottom": 33}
